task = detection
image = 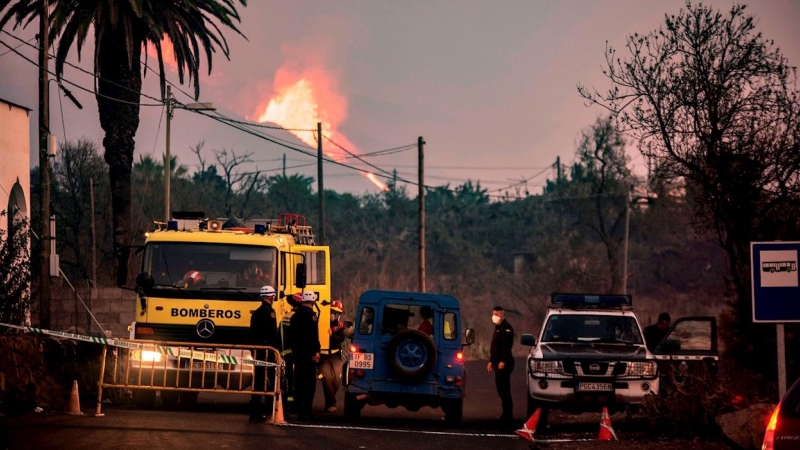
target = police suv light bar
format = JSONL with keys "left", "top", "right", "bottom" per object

{"left": 551, "top": 293, "right": 632, "bottom": 306}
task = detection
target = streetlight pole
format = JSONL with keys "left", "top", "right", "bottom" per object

{"left": 164, "top": 88, "right": 215, "bottom": 221}
{"left": 165, "top": 86, "right": 172, "bottom": 222}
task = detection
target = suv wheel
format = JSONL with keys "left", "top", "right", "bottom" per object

{"left": 386, "top": 329, "right": 437, "bottom": 381}
{"left": 442, "top": 398, "right": 463, "bottom": 424}
{"left": 344, "top": 393, "right": 363, "bottom": 420}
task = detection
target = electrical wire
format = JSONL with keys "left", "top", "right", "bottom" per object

{"left": 0, "top": 39, "right": 164, "bottom": 107}
{"left": 488, "top": 165, "right": 554, "bottom": 193}
{"left": 1, "top": 30, "right": 559, "bottom": 200}
{"left": 1, "top": 30, "right": 166, "bottom": 105}
{"left": 0, "top": 35, "right": 34, "bottom": 58}
{"left": 150, "top": 103, "right": 166, "bottom": 157}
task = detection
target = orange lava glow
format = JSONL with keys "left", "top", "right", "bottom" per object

{"left": 255, "top": 67, "right": 388, "bottom": 191}
{"left": 145, "top": 36, "right": 177, "bottom": 69}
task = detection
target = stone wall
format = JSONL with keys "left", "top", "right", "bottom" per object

{"left": 50, "top": 282, "right": 136, "bottom": 338}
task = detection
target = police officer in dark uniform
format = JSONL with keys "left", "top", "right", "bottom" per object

{"left": 290, "top": 290, "right": 321, "bottom": 420}
{"left": 249, "top": 285, "right": 279, "bottom": 422}
{"left": 488, "top": 305, "right": 515, "bottom": 427}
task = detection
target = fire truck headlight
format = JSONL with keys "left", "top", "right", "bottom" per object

{"left": 140, "top": 351, "right": 162, "bottom": 362}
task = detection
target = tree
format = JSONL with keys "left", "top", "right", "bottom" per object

{"left": 0, "top": 0, "right": 247, "bottom": 280}
{"left": 578, "top": 2, "right": 800, "bottom": 371}
{"left": 568, "top": 116, "right": 634, "bottom": 293}
{"left": 50, "top": 139, "right": 113, "bottom": 282}
{"left": 0, "top": 211, "right": 31, "bottom": 327}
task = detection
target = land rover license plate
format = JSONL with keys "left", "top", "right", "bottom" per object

{"left": 576, "top": 382, "right": 612, "bottom": 392}
{"left": 350, "top": 353, "right": 374, "bottom": 370}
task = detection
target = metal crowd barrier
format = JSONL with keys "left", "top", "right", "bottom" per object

{"left": 95, "top": 340, "right": 282, "bottom": 418}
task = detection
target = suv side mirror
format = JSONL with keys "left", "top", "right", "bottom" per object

{"left": 463, "top": 328, "right": 475, "bottom": 346}
{"left": 295, "top": 263, "right": 307, "bottom": 289}
{"left": 520, "top": 334, "right": 537, "bottom": 346}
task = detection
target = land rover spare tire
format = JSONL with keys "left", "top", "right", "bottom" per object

{"left": 386, "top": 329, "right": 437, "bottom": 381}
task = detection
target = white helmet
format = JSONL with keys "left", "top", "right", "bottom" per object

{"left": 301, "top": 290, "right": 317, "bottom": 302}
{"left": 260, "top": 285, "right": 276, "bottom": 297}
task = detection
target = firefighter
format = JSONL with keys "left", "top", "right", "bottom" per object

{"left": 280, "top": 292, "right": 302, "bottom": 415}
{"left": 249, "top": 285, "right": 280, "bottom": 423}
{"left": 320, "top": 300, "right": 347, "bottom": 413}
{"left": 290, "top": 290, "right": 321, "bottom": 420}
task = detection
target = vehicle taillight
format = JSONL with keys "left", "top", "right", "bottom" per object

{"left": 762, "top": 403, "right": 780, "bottom": 450}
{"left": 136, "top": 327, "right": 155, "bottom": 335}
{"left": 350, "top": 345, "right": 358, "bottom": 353}
{"left": 348, "top": 369, "right": 366, "bottom": 379}
{"left": 455, "top": 376, "right": 462, "bottom": 387}
{"left": 456, "top": 352, "right": 463, "bottom": 361}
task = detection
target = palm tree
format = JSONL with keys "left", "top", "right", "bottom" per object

{"left": 0, "top": 0, "right": 246, "bottom": 275}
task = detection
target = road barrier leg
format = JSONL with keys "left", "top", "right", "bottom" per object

{"left": 94, "top": 345, "right": 107, "bottom": 417}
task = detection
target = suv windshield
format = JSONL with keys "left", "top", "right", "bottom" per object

{"left": 542, "top": 314, "right": 643, "bottom": 345}
{"left": 144, "top": 243, "right": 277, "bottom": 299}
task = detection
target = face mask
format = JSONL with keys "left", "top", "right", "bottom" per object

{"left": 492, "top": 315, "right": 501, "bottom": 325}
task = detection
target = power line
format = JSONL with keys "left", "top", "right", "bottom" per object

{"left": 2, "top": 30, "right": 167, "bottom": 105}
{"left": 0, "top": 35, "right": 34, "bottom": 58}
{"left": 488, "top": 165, "right": 554, "bottom": 193}
{"left": 0, "top": 39, "right": 163, "bottom": 107}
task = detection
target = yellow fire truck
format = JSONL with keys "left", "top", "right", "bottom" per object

{"left": 126, "top": 212, "right": 331, "bottom": 406}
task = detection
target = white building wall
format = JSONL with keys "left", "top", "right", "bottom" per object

{"left": 0, "top": 98, "right": 31, "bottom": 230}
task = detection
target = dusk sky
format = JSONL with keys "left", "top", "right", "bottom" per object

{"left": 2, "top": 0, "right": 799, "bottom": 196}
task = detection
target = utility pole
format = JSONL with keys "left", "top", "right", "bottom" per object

{"left": 418, "top": 136, "right": 426, "bottom": 293}
{"left": 282, "top": 153, "right": 286, "bottom": 178}
{"left": 38, "top": 0, "right": 51, "bottom": 329}
{"left": 317, "top": 122, "right": 325, "bottom": 245}
{"left": 164, "top": 85, "right": 172, "bottom": 222}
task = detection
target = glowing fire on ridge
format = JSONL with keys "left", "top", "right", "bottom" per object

{"left": 255, "top": 68, "right": 388, "bottom": 191}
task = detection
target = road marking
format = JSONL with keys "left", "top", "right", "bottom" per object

{"left": 280, "top": 423, "right": 595, "bottom": 442}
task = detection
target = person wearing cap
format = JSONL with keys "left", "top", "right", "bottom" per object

{"left": 249, "top": 285, "right": 280, "bottom": 423}
{"left": 320, "top": 300, "right": 349, "bottom": 413}
{"left": 289, "top": 290, "right": 322, "bottom": 420}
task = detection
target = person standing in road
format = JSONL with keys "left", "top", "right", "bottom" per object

{"left": 644, "top": 312, "right": 671, "bottom": 351}
{"left": 320, "top": 300, "right": 348, "bottom": 413}
{"left": 290, "top": 290, "right": 322, "bottom": 420}
{"left": 488, "top": 306, "right": 515, "bottom": 426}
{"left": 249, "top": 285, "right": 280, "bottom": 423}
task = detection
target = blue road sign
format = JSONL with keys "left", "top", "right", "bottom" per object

{"left": 751, "top": 241, "right": 800, "bottom": 323}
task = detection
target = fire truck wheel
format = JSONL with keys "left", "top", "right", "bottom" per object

{"left": 180, "top": 392, "right": 199, "bottom": 407}
{"left": 386, "top": 329, "right": 437, "bottom": 381}
{"left": 160, "top": 391, "right": 180, "bottom": 408}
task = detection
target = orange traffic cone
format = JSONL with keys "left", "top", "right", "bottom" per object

{"left": 597, "top": 407, "right": 617, "bottom": 441}
{"left": 515, "top": 408, "right": 541, "bottom": 441}
{"left": 67, "top": 380, "right": 84, "bottom": 415}
{"left": 272, "top": 392, "right": 286, "bottom": 425}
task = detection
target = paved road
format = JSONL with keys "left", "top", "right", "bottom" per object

{"left": 0, "top": 358, "right": 732, "bottom": 450}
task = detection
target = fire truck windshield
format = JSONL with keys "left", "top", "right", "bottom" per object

{"left": 144, "top": 243, "right": 277, "bottom": 297}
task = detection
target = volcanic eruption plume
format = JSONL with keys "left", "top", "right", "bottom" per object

{"left": 255, "top": 66, "right": 388, "bottom": 191}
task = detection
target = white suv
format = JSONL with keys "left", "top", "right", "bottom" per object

{"left": 521, "top": 294, "right": 718, "bottom": 428}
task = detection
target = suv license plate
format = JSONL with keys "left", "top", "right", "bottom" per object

{"left": 350, "top": 353, "right": 374, "bottom": 370}
{"left": 576, "top": 382, "right": 612, "bottom": 392}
